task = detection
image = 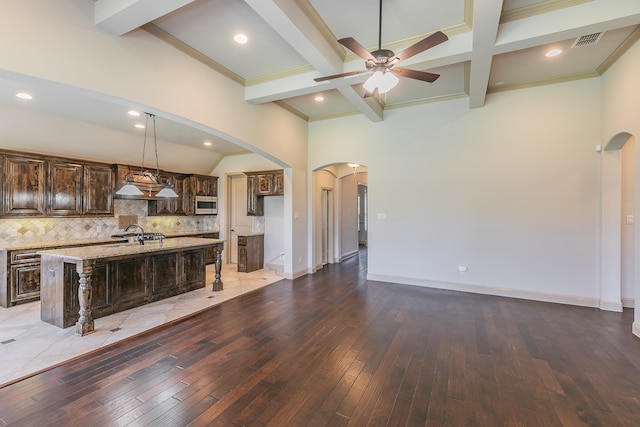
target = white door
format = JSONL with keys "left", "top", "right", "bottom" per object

{"left": 228, "top": 174, "right": 251, "bottom": 264}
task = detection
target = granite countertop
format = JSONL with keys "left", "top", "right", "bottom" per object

{"left": 0, "top": 230, "right": 220, "bottom": 251}
{"left": 38, "top": 237, "right": 224, "bottom": 261}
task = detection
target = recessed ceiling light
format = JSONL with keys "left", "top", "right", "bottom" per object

{"left": 128, "top": 110, "right": 141, "bottom": 116}
{"left": 15, "top": 92, "right": 32, "bottom": 100}
{"left": 203, "top": 141, "right": 212, "bottom": 147}
{"left": 314, "top": 95, "right": 324, "bottom": 102}
{"left": 234, "top": 34, "right": 248, "bottom": 44}
{"left": 134, "top": 123, "right": 145, "bottom": 129}
{"left": 545, "top": 48, "right": 563, "bottom": 57}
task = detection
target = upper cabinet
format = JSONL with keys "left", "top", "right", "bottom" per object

{"left": 48, "top": 160, "right": 83, "bottom": 216}
{"left": 244, "top": 170, "right": 284, "bottom": 216}
{"left": 148, "top": 173, "right": 218, "bottom": 216}
{"left": 2, "top": 154, "right": 47, "bottom": 216}
{"left": 0, "top": 150, "right": 114, "bottom": 218}
{"left": 83, "top": 164, "right": 114, "bottom": 215}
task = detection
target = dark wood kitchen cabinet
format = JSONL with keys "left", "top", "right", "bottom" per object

{"left": 1, "top": 150, "right": 114, "bottom": 217}
{"left": 244, "top": 170, "right": 283, "bottom": 216}
{"left": 148, "top": 174, "right": 216, "bottom": 216}
{"left": 194, "top": 174, "right": 217, "bottom": 197}
{"left": 8, "top": 249, "right": 41, "bottom": 305}
{"left": 48, "top": 160, "right": 83, "bottom": 216}
{"left": 83, "top": 163, "right": 114, "bottom": 215}
{"left": 237, "top": 234, "right": 264, "bottom": 273}
{"left": 2, "top": 154, "right": 46, "bottom": 216}
{"left": 148, "top": 173, "right": 189, "bottom": 216}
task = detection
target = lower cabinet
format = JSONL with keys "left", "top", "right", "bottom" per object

{"left": 10, "top": 262, "right": 41, "bottom": 304}
{"left": 237, "top": 234, "right": 264, "bottom": 273}
{"left": 57, "top": 249, "right": 206, "bottom": 327}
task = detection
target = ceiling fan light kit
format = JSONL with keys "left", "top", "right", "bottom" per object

{"left": 314, "top": 0, "right": 448, "bottom": 96}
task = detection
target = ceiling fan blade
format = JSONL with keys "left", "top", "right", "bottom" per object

{"left": 392, "top": 67, "right": 440, "bottom": 83}
{"left": 314, "top": 70, "right": 370, "bottom": 82}
{"left": 338, "top": 37, "right": 376, "bottom": 62}
{"left": 392, "top": 31, "right": 448, "bottom": 62}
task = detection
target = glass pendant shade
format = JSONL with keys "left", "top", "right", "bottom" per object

{"left": 155, "top": 186, "right": 179, "bottom": 198}
{"left": 116, "top": 183, "right": 144, "bottom": 196}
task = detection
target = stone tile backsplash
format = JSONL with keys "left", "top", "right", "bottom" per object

{"left": 0, "top": 199, "right": 218, "bottom": 244}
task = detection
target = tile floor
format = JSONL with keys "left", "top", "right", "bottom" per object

{"left": 0, "top": 263, "right": 284, "bottom": 386}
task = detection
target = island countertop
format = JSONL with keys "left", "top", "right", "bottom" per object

{"left": 38, "top": 237, "right": 224, "bottom": 261}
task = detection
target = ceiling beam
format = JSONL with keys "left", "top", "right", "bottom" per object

{"left": 244, "top": 0, "right": 383, "bottom": 121}
{"left": 467, "top": 0, "right": 503, "bottom": 108}
{"left": 94, "top": 0, "right": 195, "bottom": 36}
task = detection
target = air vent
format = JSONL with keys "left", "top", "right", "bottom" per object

{"left": 571, "top": 32, "right": 604, "bottom": 48}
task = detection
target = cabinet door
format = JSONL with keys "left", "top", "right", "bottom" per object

{"left": 48, "top": 161, "right": 82, "bottom": 216}
{"left": 256, "top": 174, "right": 272, "bottom": 196}
{"left": 272, "top": 171, "right": 284, "bottom": 195}
{"left": 113, "top": 257, "right": 148, "bottom": 304}
{"left": 194, "top": 175, "right": 217, "bottom": 196}
{"left": 10, "top": 263, "right": 41, "bottom": 304}
{"left": 149, "top": 174, "right": 183, "bottom": 215}
{"left": 172, "top": 174, "right": 188, "bottom": 216}
{"left": 2, "top": 155, "right": 46, "bottom": 216}
{"left": 151, "top": 253, "right": 179, "bottom": 294}
{"left": 83, "top": 164, "right": 114, "bottom": 215}
{"left": 246, "top": 175, "right": 263, "bottom": 216}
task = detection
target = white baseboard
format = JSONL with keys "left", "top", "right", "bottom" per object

{"left": 338, "top": 249, "right": 358, "bottom": 262}
{"left": 633, "top": 322, "right": 640, "bottom": 339}
{"left": 599, "top": 300, "right": 623, "bottom": 312}
{"left": 622, "top": 297, "right": 635, "bottom": 308}
{"left": 366, "top": 273, "right": 603, "bottom": 308}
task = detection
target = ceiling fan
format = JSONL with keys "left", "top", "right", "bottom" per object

{"left": 314, "top": 0, "right": 448, "bottom": 97}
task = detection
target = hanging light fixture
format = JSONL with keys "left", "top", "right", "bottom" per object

{"left": 116, "top": 113, "right": 179, "bottom": 198}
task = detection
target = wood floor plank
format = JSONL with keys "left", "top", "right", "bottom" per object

{"left": 2, "top": 248, "right": 640, "bottom": 426}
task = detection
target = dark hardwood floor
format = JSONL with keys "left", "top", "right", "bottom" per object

{"left": 1, "top": 248, "right": 640, "bottom": 426}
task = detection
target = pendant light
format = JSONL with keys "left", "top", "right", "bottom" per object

{"left": 116, "top": 113, "right": 179, "bottom": 198}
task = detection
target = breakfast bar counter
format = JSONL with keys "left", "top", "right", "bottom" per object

{"left": 38, "top": 237, "right": 224, "bottom": 336}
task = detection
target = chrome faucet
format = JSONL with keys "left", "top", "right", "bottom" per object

{"left": 124, "top": 224, "right": 145, "bottom": 245}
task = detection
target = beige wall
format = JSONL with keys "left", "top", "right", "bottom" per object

{"left": 310, "top": 78, "right": 603, "bottom": 306}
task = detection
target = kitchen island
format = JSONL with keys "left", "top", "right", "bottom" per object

{"left": 38, "top": 237, "right": 224, "bottom": 336}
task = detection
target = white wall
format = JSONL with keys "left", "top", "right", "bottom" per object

{"left": 310, "top": 78, "right": 603, "bottom": 306}
{"left": 601, "top": 37, "right": 640, "bottom": 333}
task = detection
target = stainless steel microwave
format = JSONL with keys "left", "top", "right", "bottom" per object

{"left": 195, "top": 196, "right": 217, "bottom": 215}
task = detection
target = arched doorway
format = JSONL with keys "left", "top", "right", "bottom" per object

{"left": 601, "top": 132, "right": 635, "bottom": 312}
{"left": 312, "top": 163, "right": 368, "bottom": 271}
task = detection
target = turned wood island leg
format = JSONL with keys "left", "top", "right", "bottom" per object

{"left": 75, "top": 263, "right": 95, "bottom": 336}
{"left": 212, "top": 244, "right": 223, "bottom": 291}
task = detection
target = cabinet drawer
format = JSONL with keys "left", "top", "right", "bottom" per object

{"left": 10, "top": 250, "right": 41, "bottom": 264}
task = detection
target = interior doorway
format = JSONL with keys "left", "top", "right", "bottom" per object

{"left": 321, "top": 188, "right": 334, "bottom": 265}
{"left": 358, "top": 183, "right": 368, "bottom": 246}
{"left": 227, "top": 174, "right": 250, "bottom": 264}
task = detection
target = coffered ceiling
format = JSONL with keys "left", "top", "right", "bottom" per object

{"left": 2, "top": 0, "right": 640, "bottom": 154}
